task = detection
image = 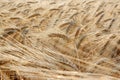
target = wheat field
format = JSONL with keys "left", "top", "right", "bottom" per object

{"left": 0, "top": 0, "right": 120, "bottom": 80}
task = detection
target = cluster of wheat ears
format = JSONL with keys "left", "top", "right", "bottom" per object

{"left": 0, "top": 0, "right": 120, "bottom": 80}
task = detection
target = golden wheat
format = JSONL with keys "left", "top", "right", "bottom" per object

{"left": 0, "top": 0, "right": 120, "bottom": 80}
